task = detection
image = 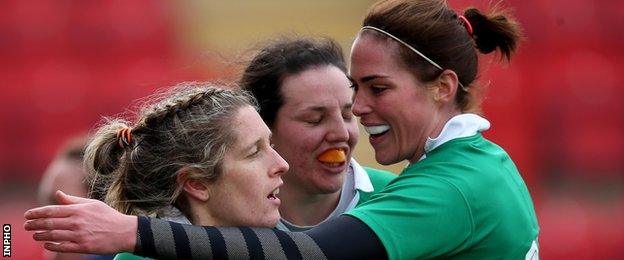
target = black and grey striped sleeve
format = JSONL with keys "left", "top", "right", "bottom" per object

{"left": 134, "top": 215, "right": 386, "bottom": 259}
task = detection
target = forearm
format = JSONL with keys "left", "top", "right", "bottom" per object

{"left": 134, "top": 215, "right": 386, "bottom": 260}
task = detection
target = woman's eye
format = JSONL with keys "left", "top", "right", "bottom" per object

{"left": 305, "top": 118, "right": 322, "bottom": 125}
{"left": 370, "top": 86, "right": 386, "bottom": 94}
{"left": 247, "top": 148, "right": 260, "bottom": 158}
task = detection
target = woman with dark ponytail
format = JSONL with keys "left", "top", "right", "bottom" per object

{"left": 346, "top": 0, "right": 538, "bottom": 258}
{"left": 25, "top": 1, "right": 538, "bottom": 259}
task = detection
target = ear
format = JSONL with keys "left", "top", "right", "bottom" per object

{"left": 176, "top": 168, "right": 210, "bottom": 202}
{"left": 432, "top": 70, "right": 459, "bottom": 104}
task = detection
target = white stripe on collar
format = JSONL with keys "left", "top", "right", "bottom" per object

{"left": 350, "top": 158, "right": 374, "bottom": 192}
{"left": 419, "top": 113, "right": 490, "bottom": 161}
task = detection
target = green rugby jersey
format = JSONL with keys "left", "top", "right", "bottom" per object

{"left": 348, "top": 134, "right": 539, "bottom": 259}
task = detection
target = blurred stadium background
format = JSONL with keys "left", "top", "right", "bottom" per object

{"left": 1, "top": 0, "right": 623, "bottom": 259}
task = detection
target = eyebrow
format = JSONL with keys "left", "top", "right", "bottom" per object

{"left": 299, "top": 102, "right": 352, "bottom": 114}
{"left": 242, "top": 131, "right": 271, "bottom": 151}
{"left": 359, "top": 74, "right": 388, "bottom": 83}
{"left": 299, "top": 106, "right": 326, "bottom": 113}
{"left": 242, "top": 139, "right": 259, "bottom": 153}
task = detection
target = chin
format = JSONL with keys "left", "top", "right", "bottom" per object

{"left": 262, "top": 216, "right": 280, "bottom": 228}
{"left": 315, "top": 180, "right": 344, "bottom": 194}
{"left": 375, "top": 154, "right": 400, "bottom": 166}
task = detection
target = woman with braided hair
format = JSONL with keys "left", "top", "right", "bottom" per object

{"left": 74, "top": 83, "right": 288, "bottom": 258}
{"left": 25, "top": 0, "right": 539, "bottom": 258}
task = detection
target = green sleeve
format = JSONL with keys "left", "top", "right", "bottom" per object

{"left": 347, "top": 175, "right": 474, "bottom": 259}
{"left": 114, "top": 252, "right": 153, "bottom": 260}
{"left": 357, "top": 167, "right": 396, "bottom": 205}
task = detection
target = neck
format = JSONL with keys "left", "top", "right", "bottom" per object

{"left": 409, "top": 108, "right": 461, "bottom": 163}
{"left": 278, "top": 180, "right": 341, "bottom": 227}
{"left": 184, "top": 198, "right": 220, "bottom": 226}
{"left": 192, "top": 214, "right": 219, "bottom": 226}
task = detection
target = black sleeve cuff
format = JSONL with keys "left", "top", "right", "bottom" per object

{"left": 134, "top": 215, "right": 155, "bottom": 257}
{"left": 305, "top": 215, "right": 387, "bottom": 259}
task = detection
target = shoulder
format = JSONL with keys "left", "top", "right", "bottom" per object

{"left": 427, "top": 134, "right": 508, "bottom": 161}
{"left": 347, "top": 175, "right": 475, "bottom": 259}
{"left": 363, "top": 167, "right": 396, "bottom": 187}
{"left": 409, "top": 134, "right": 513, "bottom": 177}
{"left": 350, "top": 159, "right": 395, "bottom": 192}
{"left": 350, "top": 160, "right": 396, "bottom": 205}
{"left": 356, "top": 174, "right": 473, "bottom": 218}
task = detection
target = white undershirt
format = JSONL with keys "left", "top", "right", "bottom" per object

{"left": 275, "top": 158, "right": 374, "bottom": 231}
{"left": 419, "top": 113, "right": 490, "bottom": 162}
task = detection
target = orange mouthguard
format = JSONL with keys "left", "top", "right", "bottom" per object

{"left": 317, "top": 149, "right": 346, "bottom": 163}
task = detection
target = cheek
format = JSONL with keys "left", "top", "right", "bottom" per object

{"left": 275, "top": 127, "right": 318, "bottom": 153}
{"left": 299, "top": 131, "right": 325, "bottom": 152}
{"left": 219, "top": 170, "right": 256, "bottom": 199}
{"left": 347, "top": 123, "right": 359, "bottom": 147}
{"left": 370, "top": 95, "right": 396, "bottom": 118}
{"left": 230, "top": 177, "right": 264, "bottom": 213}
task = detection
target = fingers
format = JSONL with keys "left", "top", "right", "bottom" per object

{"left": 24, "top": 218, "right": 76, "bottom": 231}
{"left": 55, "top": 190, "right": 94, "bottom": 205}
{"left": 33, "top": 230, "right": 77, "bottom": 242}
{"left": 24, "top": 205, "right": 74, "bottom": 220}
{"left": 44, "top": 242, "right": 87, "bottom": 254}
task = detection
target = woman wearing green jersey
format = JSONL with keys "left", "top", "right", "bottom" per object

{"left": 25, "top": 0, "right": 539, "bottom": 258}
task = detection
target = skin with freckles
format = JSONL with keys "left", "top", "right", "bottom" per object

{"left": 22, "top": 1, "right": 532, "bottom": 257}
{"left": 274, "top": 65, "right": 358, "bottom": 194}
{"left": 196, "top": 106, "right": 288, "bottom": 228}
{"left": 23, "top": 107, "right": 293, "bottom": 252}
{"left": 24, "top": 106, "right": 293, "bottom": 251}
{"left": 271, "top": 65, "right": 360, "bottom": 226}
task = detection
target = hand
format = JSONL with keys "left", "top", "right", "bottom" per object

{"left": 24, "top": 190, "right": 137, "bottom": 254}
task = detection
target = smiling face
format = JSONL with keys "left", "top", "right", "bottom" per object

{"left": 271, "top": 65, "right": 359, "bottom": 194}
{"left": 350, "top": 34, "right": 443, "bottom": 165}
{"left": 204, "top": 105, "right": 289, "bottom": 227}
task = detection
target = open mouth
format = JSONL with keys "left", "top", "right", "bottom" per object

{"left": 316, "top": 148, "right": 348, "bottom": 173}
{"left": 320, "top": 161, "right": 346, "bottom": 168}
{"left": 317, "top": 148, "right": 347, "bottom": 165}
{"left": 364, "top": 125, "right": 390, "bottom": 138}
{"left": 267, "top": 187, "right": 279, "bottom": 200}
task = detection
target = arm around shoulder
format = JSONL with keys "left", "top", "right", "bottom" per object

{"left": 24, "top": 191, "right": 138, "bottom": 255}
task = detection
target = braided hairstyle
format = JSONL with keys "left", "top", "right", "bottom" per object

{"left": 84, "top": 83, "right": 257, "bottom": 216}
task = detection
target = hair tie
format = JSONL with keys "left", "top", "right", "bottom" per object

{"left": 458, "top": 15, "right": 473, "bottom": 36}
{"left": 116, "top": 127, "right": 133, "bottom": 149}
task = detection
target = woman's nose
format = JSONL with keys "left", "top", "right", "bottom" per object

{"left": 352, "top": 91, "right": 371, "bottom": 116}
{"left": 326, "top": 117, "right": 350, "bottom": 143}
{"left": 271, "top": 148, "right": 289, "bottom": 176}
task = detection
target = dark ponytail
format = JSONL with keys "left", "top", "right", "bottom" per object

{"left": 464, "top": 7, "right": 521, "bottom": 60}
